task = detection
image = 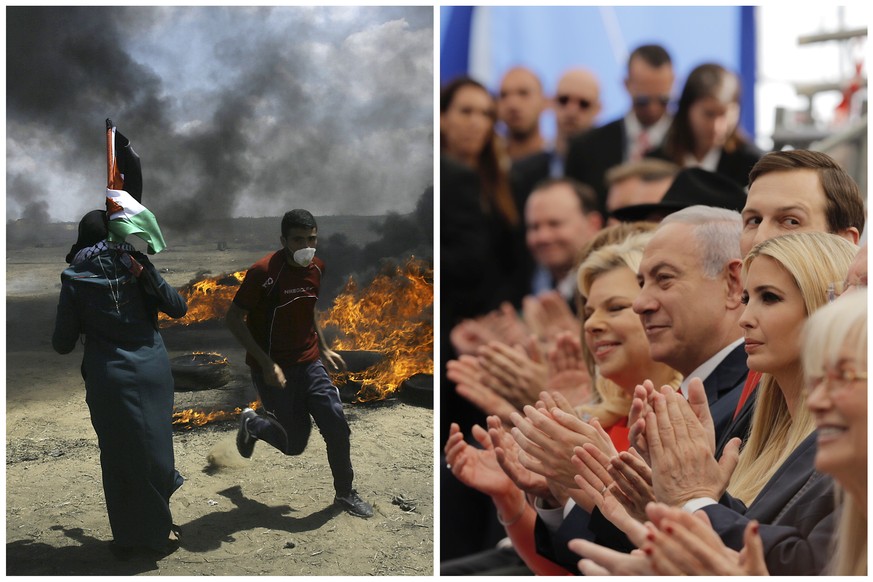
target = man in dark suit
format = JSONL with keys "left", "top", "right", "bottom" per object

{"left": 564, "top": 44, "right": 675, "bottom": 214}
{"left": 510, "top": 68, "right": 602, "bottom": 211}
{"left": 632, "top": 204, "right": 748, "bottom": 439}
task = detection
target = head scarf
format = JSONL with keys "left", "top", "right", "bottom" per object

{"left": 65, "top": 210, "right": 108, "bottom": 264}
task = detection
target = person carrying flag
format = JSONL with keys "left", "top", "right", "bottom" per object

{"left": 226, "top": 209, "right": 374, "bottom": 518}
{"left": 52, "top": 122, "right": 188, "bottom": 558}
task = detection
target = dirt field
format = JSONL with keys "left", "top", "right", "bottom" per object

{"left": 5, "top": 241, "right": 434, "bottom": 576}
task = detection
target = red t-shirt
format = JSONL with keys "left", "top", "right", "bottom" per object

{"left": 232, "top": 250, "right": 324, "bottom": 368}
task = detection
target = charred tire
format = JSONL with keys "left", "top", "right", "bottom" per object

{"left": 398, "top": 373, "right": 433, "bottom": 408}
{"left": 334, "top": 350, "right": 386, "bottom": 373}
{"left": 170, "top": 353, "right": 232, "bottom": 391}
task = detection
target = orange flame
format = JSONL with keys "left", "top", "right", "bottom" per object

{"left": 320, "top": 257, "right": 433, "bottom": 401}
{"left": 160, "top": 271, "right": 246, "bottom": 326}
{"left": 162, "top": 257, "right": 433, "bottom": 405}
{"left": 172, "top": 400, "right": 260, "bottom": 430}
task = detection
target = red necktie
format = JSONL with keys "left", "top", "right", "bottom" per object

{"left": 733, "top": 370, "right": 763, "bottom": 420}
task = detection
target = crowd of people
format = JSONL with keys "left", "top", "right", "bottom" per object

{"left": 440, "top": 42, "right": 867, "bottom": 576}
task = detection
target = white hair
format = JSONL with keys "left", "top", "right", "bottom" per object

{"left": 659, "top": 205, "right": 742, "bottom": 277}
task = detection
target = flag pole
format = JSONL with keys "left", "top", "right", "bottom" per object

{"left": 106, "top": 118, "right": 121, "bottom": 191}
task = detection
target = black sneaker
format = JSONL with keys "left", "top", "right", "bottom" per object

{"left": 236, "top": 408, "right": 257, "bottom": 458}
{"left": 335, "top": 489, "right": 373, "bottom": 518}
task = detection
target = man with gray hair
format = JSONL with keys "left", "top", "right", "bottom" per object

{"left": 632, "top": 205, "right": 748, "bottom": 439}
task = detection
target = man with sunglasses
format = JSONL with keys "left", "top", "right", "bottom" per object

{"left": 553, "top": 68, "right": 602, "bottom": 167}
{"left": 510, "top": 68, "right": 601, "bottom": 197}
{"left": 565, "top": 44, "right": 675, "bottom": 214}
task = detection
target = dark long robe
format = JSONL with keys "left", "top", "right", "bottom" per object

{"left": 53, "top": 249, "right": 187, "bottom": 552}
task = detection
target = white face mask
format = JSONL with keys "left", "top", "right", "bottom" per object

{"left": 292, "top": 247, "right": 316, "bottom": 267}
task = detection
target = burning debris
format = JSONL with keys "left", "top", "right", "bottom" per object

{"left": 320, "top": 257, "right": 433, "bottom": 402}
{"left": 172, "top": 401, "right": 260, "bottom": 430}
{"left": 159, "top": 271, "right": 246, "bottom": 326}
{"left": 162, "top": 255, "right": 433, "bottom": 412}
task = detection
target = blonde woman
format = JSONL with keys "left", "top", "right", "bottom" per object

{"left": 575, "top": 231, "right": 682, "bottom": 447}
{"left": 726, "top": 232, "right": 856, "bottom": 504}
{"left": 505, "top": 231, "right": 681, "bottom": 572}
{"left": 444, "top": 228, "right": 672, "bottom": 574}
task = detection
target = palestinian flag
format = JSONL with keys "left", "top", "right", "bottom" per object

{"left": 106, "top": 188, "right": 166, "bottom": 254}
{"left": 105, "top": 119, "right": 165, "bottom": 254}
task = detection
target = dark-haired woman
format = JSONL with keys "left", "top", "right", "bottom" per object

{"left": 648, "top": 63, "right": 763, "bottom": 188}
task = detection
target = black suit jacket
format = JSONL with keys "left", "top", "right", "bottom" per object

{"left": 508, "top": 151, "right": 552, "bottom": 302}
{"left": 509, "top": 150, "right": 553, "bottom": 211}
{"left": 563, "top": 118, "right": 626, "bottom": 214}
{"left": 704, "top": 432, "right": 835, "bottom": 575}
{"left": 440, "top": 157, "right": 504, "bottom": 444}
{"left": 646, "top": 140, "right": 764, "bottom": 190}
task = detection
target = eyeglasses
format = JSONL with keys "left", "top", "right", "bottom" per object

{"left": 827, "top": 278, "right": 868, "bottom": 302}
{"left": 805, "top": 369, "right": 867, "bottom": 397}
{"left": 632, "top": 95, "right": 671, "bottom": 108}
{"left": 557, "top": 95, "right": 593, "bottom": 109}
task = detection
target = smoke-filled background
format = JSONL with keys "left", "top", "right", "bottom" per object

{"left": 6, "top": 6, "right": 433, "bottom": 230}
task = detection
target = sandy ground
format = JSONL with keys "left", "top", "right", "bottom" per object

{"left": 5, "top": 242, "right": 434, "bottom": 576}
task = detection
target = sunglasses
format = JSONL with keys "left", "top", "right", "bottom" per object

{"left": 632, "top": 95, "right": 671, "bottom": 107}
{"left": 556, "top": 95, "right": 593, "bottom": 109}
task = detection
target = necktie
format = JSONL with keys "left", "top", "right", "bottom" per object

{"left": 632, "top": 130, "right": 650, "bottom": 161}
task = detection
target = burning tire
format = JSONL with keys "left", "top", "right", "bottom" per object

{"left": 170, "top": 352, "right": 231, "bottom": 391}
{"left": 398, "top": 373, "right": 433, "bottom": 408}
{"left": 334, "top": 350, "right": 386, "bottom": 373}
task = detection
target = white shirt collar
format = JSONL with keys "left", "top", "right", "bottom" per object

{"left": 554, "top": 268, "right": 578, "bottom": 304}
{"left": 624, "top": 112, "right": 672, "bottom": 159}
{"left": 679, "top": 337, "right": 744, "bottom": 398}
{"left": 682, "top": 147, "right": 722, "bottom": 172}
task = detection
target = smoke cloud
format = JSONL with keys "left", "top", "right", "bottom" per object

{"left": 6, "top": 6, "right": 433, "bottom": 230}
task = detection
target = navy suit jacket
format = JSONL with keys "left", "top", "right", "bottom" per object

{"left": 704, "top": 431, "right": 835, "bottom": 575}
{"left": 702, "top": 343, "right": 750, "bottom": 445}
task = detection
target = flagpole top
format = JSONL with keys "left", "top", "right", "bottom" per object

{"left": 106, "top": 118, "right": 114, "bottom": 130}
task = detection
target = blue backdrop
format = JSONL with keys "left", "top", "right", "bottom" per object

{"left": 441, "top": 6, "right": 757, "bottom": 138}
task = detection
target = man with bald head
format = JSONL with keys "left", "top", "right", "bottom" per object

{"left": 498, "top": 66, "right": 548, "bottom": 161}
{"left": 553, "top": 68, "right": 601, "bottom": 163}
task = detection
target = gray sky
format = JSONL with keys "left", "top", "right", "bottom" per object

{"left": 6, "top": 6, "right": 434, "bottom": 228}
